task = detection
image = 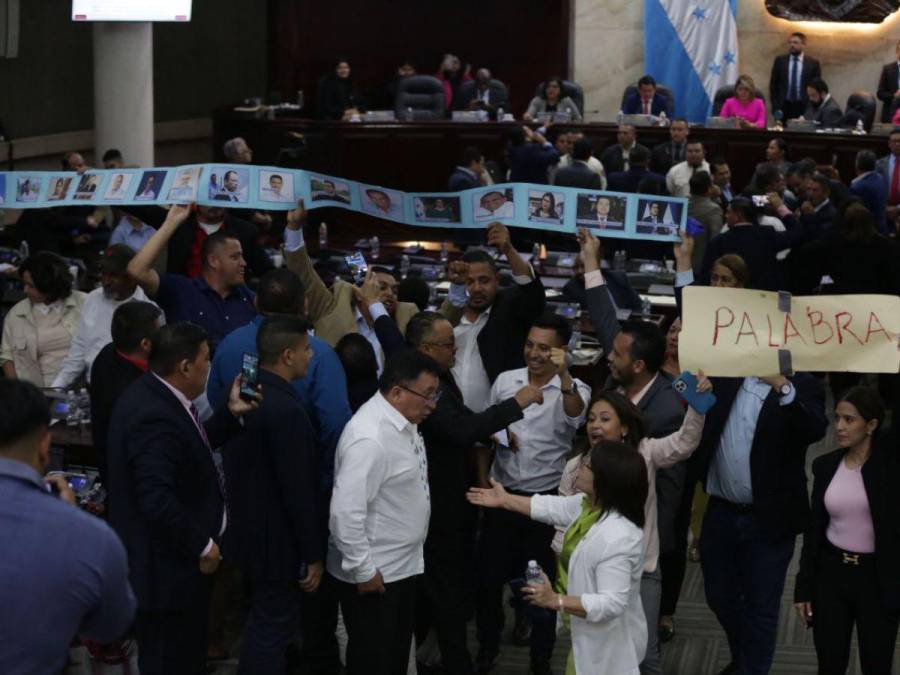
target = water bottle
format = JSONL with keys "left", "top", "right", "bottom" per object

{"left": 526, "top": 560, "right": 544, "bottom": 586}
{"left": 569, "top": 327, "right": 582, "bottom": 351}
{"left": 318, "top": 222, "right": 328, "bottom": 250}
{"left": 658, "top": 110, "right": 668, "bottom": 127}
{"left": 370, "top": 235, "right": 380, "bottom": 259}
{"left": 855, "top": 118, "right": 865, "bottom": 135}
{"left": 440, "top": 241, "right": 449, "bottom": 264}
{"left": 65, "top": 391, "right": 79, "bottom": 427}
{"left": 641, "top": 297, "right": 652, "bottom": 317}
{"left": 614, "top": 249, "right": 627, "bottom": 272}
{"left": 400, "top": 254, "right": 411, "bottom": 279}
{"left": 406, "top": 106, "right": 414, "bottom": 121}
{"left": 77, "top": 388, "right": 90, "bottom": 427}
{"left": 616, "top": 110, "right": 624, "bottom": 125}
{"left": 496, "top": 106, "right": 504, "bottom": 122}
{"left": 18, "top": 239, "right": 29, "bottom": 261}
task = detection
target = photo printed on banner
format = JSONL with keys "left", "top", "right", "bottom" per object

{"left": 576, "top": 193, "right": 626, "bottom": 231}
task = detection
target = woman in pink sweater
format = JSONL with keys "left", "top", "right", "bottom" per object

{"left": 720, "top": 74, "right": 767, "bottom": 129}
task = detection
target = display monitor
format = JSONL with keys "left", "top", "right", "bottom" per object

{"left": 72, "top": 0, "right": 192, "bottom": 22}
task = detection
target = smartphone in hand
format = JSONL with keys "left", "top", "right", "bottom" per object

{"left": 240, "top": 352, "right": 260, "bottom": 402}
{"left": 345, "top": 252, "right": 368, "bottom": 286}
{"left": 673, "top": 371, "right": 716, "bottom": 414}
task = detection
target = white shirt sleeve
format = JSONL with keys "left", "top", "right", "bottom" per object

{"left": 283, "top": 227, "right": 305, "bottom": 253}
{"left": 583, "top": 269, "right": 605, "bottom": 289}
{"left": 675, "top": 270, "right": 694, "bottom": 288}
{"left": 563, "top": 379, "right": 593, "bottom": 428}
{"left": 329, "top": 437, "right": 389, "bottom": 583}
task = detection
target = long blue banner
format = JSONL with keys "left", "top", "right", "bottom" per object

{"left": 0, "top": 165, "right": 687, "bottom": 242}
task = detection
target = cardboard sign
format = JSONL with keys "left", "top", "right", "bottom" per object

{"left": 679, "top": 286, "right": 900, "bottom": 376}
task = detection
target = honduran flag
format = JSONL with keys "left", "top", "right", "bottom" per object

{"left": 644, "top": 0, "right": 739, "bottom": 123}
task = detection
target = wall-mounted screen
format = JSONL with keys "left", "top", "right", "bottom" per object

{"left": 72, "top": 0, "right": 192, "bottom": 22}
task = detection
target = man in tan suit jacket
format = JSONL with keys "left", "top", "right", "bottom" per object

{"left": 283, "top": 205, "right": 418, "bottom": 347}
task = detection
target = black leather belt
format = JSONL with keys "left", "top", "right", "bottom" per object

{"left": 709, "top": 495, "right": 754, "bottom": 515}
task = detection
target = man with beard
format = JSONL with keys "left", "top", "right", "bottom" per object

{"left": 770, "top": 32, "right": 821, "bottom": 121}
{"left": 52, "top": 244, "right": 157, "bottom": 388}
{"left": 475, "top": 313, "right": 590, "bottom": 675}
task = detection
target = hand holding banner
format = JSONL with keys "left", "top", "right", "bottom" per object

{"left": 679, "top": 286, "right": 900, "bottom": 377}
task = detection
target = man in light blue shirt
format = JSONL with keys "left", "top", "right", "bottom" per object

{"left": 0, "top": 379, "right": 135, "bottom": 674}
{"left": 110, "top": 213, "right": 156, "bottom": 251}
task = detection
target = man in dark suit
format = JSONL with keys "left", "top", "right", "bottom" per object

{"left": 770, "top": 32, "right": 822, "bottom": 120}
{"left": 691, "top": 372, "right": 826, "bottom": 675}
{"left": 601, "top": 124, "right": 650, "bottom": 175}
{"left": 700, "top": 196, "right": 808, "bottom": 291}
{"left": 875, "top": 128, "right": 900, "bottom": 229}
{"left": 553, "top": 137, "right": 602, "bottom": 189}
{"left": 876, "top": 40, "right": 900, "bottom": 123}
{"left": 561, "top": 247, "right": 642, "bottom": 314}
{"left": 89, "top": 301, "right": 163, "bottom": 484}
{"left": 106, "top": 322, "right": 257, "bottom": 675}
{"left": 687, "top": 171, "right": 724, "bottom": 272}
{"left": 606, "top": 145, "right": 667, "bottom": 195}
{"left": 507, "top": 126, "right": 559, "bottom": 184}
{"left": 798, "top": 173, "right": 837, "bottom": 237}
{"left": 803, "top": 78, "right": 843, "bottom": 127}
{"left": 227, "top": 316, "right": 324, "bottom": 673}
{"left": 650, "top": 118, "right": 690, "bottom": 175}
{"left": 455, "top": 68, "right": 509, "bottom": 117}
{"left": 365, "top": 308, "right": 542, "bottom": 675}
{"left": 447, "top": 146, "right": 484, "bottom": 192}
{"left": 850, "top": 149, "right": 888, "bottom": 234}
{"left": 440, "top": 223, "right": 546, "bottom": 395}
{"left": 622, "top": 75, "right": 669, "bottom": 116}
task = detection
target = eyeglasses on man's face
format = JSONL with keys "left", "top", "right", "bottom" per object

{"left": 399, "top": 384, "right": 442, "bottom": 403}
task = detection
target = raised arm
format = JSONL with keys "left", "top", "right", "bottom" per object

{"left": 126, "top": 204, "right": 193, "bottom": 298}
{"left": 283, "top": 201, "right": 338, "bottom": 325}
{"left": 578, "top": 228, "right": 620, "bottom": 354}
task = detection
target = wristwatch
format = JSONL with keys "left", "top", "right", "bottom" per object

{"left": 561, "top": 383, "right": 578, "bottom": 396}
{"left": 778, "top": 381, "right": 792, "bottom": 397}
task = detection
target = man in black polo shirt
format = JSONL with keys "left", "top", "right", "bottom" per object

{"left": 127, "top": 204, "right": 257, "bottom": 352}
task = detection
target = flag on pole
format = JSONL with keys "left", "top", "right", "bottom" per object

{"left": 644, "top": 1, "right": 739, "bottom": 123}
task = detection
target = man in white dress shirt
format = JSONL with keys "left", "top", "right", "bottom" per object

{"left": 327, "top": 349, "right": 441, "bottom": 675}
{"left": 665, "top": 140, "right": 709, "bottom": 198}
{"left": 475, "top": 313, "right": 591, "bottom": 675}
{"left": 52, "top": 245, "right": 157, "bottom": 389}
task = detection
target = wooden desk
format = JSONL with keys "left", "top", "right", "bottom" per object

{"left": 213, "top": 111, "right": 889, "bottom": 196}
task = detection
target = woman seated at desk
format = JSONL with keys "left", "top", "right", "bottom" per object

{"left": 719, "top": 75, "right": 766, "bottom": 129}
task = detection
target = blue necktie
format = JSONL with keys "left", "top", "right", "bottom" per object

{"left": 790, "top": 56, "right": 800, "bottom": 101}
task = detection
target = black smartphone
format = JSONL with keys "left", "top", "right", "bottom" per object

{"left": 344, "top": 252, "right": 368, "bottom": 286}
{"left": 240, "top": 352, "right": 259, "bottom": 401}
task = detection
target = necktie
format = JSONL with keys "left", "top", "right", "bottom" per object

{"left": 190, "top": 403, "right": 227, "bottom": 503}
{"left": 790, "top": 56, "right": 800, "bottom": 101}
{"left": 891, "top": 159, "right": 900, "bottom": 205}
{"left": 643, "top": 99, "right": 650, "bottom": 115}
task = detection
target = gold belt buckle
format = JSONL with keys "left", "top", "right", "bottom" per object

{"left": 842, "top": 552, "right": 860, "bottom": 566}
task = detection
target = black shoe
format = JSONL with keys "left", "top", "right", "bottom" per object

{"left": 512, "top": 609, "right": 532, "bottom": 646}
{"left": 530, "top": 660, "right": 553, "bottom": 675}
{"left": 474, "top": 647, "right": 499, "bottom": 674}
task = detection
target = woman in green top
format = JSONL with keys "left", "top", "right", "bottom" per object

{"left": 468, "top": 442, "right": 649, "bottom": 674}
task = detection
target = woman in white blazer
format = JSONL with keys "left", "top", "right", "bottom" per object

{"left": 468, "top": 442, "right": 649, "bottom": 675}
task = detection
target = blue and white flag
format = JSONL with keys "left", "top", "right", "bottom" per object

{"left": 645, "top": 0, "right": 738, "bottom": 123}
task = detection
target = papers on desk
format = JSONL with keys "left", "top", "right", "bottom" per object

{"left": 640, "top": 293, "right": 677, "bottom": 307}
{"left": 647, "top": 283, "right": 675, "bottom": 296}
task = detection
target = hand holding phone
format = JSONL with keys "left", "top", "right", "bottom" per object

{"left": 673, "top": 371, "right": 716, "bottom": 414}
{"left": 240, "top": 353, "right": 260, "bottom": 402}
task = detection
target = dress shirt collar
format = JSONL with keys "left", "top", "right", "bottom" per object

{"left": 460, "top": 304, "right": 492, "bottom": 326}
{"left": 117, "top": 351, "right": 149, "bottom": 372}
{"left": 0, "top": 456, "right": 45, "bottom": 492}
{"left": 456, "top": 166, "right": 478, "bottom": 179}
{"left": 374, "top": 392, "right": 413, "bottom": 433}
{"left": 625, "top": 373, "right": 658, "bottom": 406}
{"left": 152, "top": 372, "right": 194, "bottom": 413}
{"left": 792, "top": 52, "right": 804, "bottom": 64}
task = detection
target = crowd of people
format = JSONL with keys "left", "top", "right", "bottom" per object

{"left": 1, "top": 71, "right": 900, "bottom": 675}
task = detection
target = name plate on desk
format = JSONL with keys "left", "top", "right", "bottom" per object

{"left": 536, "top": 111, "right": 572, "bottom": 124}
{"left": 363, "top": 110, "right": 397, "bottom": 122}
{"left": 621, "top": 114, "right": 657, "bottom": 127}
{"left": 451, "top": 110, "right": 489, "bottom": 122}
{"left": 786, "top": 119, "right": 817, "bottom": 132}
{"left": 705, "top": 116, "right": 741, "bottom": 129}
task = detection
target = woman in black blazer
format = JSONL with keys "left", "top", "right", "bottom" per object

{"left": 794, "top": 386, "right": 900, "bottom": 675}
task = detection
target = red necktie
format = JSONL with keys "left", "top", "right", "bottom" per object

{"left": 891, "top": 159, "right": 900, "bottom": 205}
{"left": 643, "top": 99, "right": 650, "bottom": 115}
